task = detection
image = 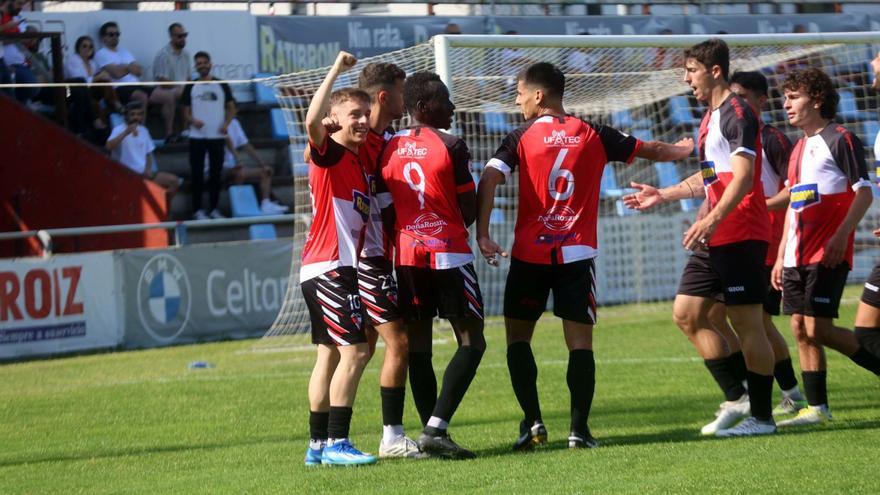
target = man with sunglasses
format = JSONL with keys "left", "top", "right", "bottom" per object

{"left": 94, "top": 21, "right": 148, "bottom": 107}
{"left": 151, "top": 23, "right": 192, "bottom": 143}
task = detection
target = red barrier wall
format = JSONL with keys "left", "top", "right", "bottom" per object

{"left": 0, "top": 95, "right": 168, "bottom": 258}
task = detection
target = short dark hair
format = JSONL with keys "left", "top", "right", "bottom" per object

{"left": 403, "top": 71, "right": 445, "bottom": 114}
{"left": 168, "top": 22, "right": 183, "bottom": 35}
{"left": 782, "top": 68, "right": 839, "bottom": 120}
{"left": 730, "top": 71, "right": 769, "bottom": 97}
{"left": 124, "top": 101, "right": 145, "bottom": 115}
{"left": 99, "top": 22, "right": 119, "bottom": 37}
{"left": 194, "top": 51, "right": 211, "bottom": 62}
{"left": 329, "top": 87, "right": 371, "bottom": 109}
{"left": 517, "top": 62, "right": 565, "bottom": 101}
{"left": 684, "top": 38, "right": 730, "bottom": 80}
{"left": 358, "top": 62, "right": 406, "bottom": 102}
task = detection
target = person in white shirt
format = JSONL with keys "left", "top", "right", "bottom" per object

{"left": 213, "top": 118, "right": 287, "bottom": 214}
{"left": 182, "top": 51, "right": 236, "bottom": 220}
{"left": 94, "top": 21, "right": 148, "bottom": 107}
{"left": 105, "top": 102, "right": 180, "bottom": 205}
{"left": 64, "top": 35, "right": 117, "bottom": 135}
{"left": 1, "top": 0, "right": 36, "bottom": 103}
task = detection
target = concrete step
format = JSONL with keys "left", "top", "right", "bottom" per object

{"left": 143, "top": 102, "right": 279, "bottom": 143}
{"left": 168, "top": 178, "right": 296, "bottom": 221}
{"left": 154, "top": 139, "right": 291, "bottom": 178}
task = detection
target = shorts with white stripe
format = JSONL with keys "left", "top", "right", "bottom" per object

{"left": 395, "top": 263, "right": 484, "bottom": 322}
{"left": 358, "top": 256, "right": 401, "bottom": 326}
{"left": 504, "top": 257, "right": 597, "bottom": 324}
{"left": 301, "top": 267, "right": 367, "bottom": 346}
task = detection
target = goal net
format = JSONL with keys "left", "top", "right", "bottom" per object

{"left": 257, "top": 32, "right": 880, "bottom": 348}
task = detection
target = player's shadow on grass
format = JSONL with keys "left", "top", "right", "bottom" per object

{"left": 0, "top": 435, "right": 293, "bottom": 468}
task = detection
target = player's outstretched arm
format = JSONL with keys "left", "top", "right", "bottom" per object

{"left": 476, "top": 167, "right": 508, "bottom": 266}
{"left": 305, "top": 51, "right": 357, "bottom": 149}
{"left": 683, "top": 153, "right": 753, "bottom": 249}
{"left": 623, "top": 170, "right": 704, "bottom": 211}
{"left": 635, "top": 137, "right": 694, "bottom": 162}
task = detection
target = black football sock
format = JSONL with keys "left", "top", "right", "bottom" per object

{"left": 704, "top": 356, "right": 747, "bottom": 401}
{"left": 327, "top": 406, "right": 353, "bottom": 441}
{"left": 729, "top": 351, "right": 748, "bottom": 383}
{"left": 507, "top": 341, "right": 543, "bottom": 424}
{"left": 802, "top": 370, "right": 828, "bottom": 407}
{"left": 380, "top": 386, "right": 405, "bottom": 426}
{"left": 567, "top": 349, "right": 595, "bottom": 437}
{"left": 848, "top": 346, "right": 880, "bottom": 376}
{"left": 430, "top": 346, "right": 484, "bottom": 425}
{"left": 773, "top": 357, "right": 800, "bottom": 391}
{"left": 746, "top": 371, "right": 774, "bottom": 422}
{"left": 408, "top": 351, "right": 437, "bottom": 427}
{"left": 309, "top": 411, "right": 329, "bottom": 442}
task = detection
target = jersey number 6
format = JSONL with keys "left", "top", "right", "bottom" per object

{"left": 548, "top": 148, "right": 574, "bottom": 201}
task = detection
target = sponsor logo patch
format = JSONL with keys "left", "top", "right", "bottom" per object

{"left": 543, "top": 130, "right": 582, "bottom": 147}
{"left": 700, "top": 160, "right": 718, "bottom": 186}
{"left": 405, "top": 212, "right": 448, "bottom": 236}
{"left": 353, "top": 190, "right": 371, "bottom": 221}
{"left": 397, "top": 141, "right": 428, "bottom": 158}
{"left": 538, "top": 205, "right": 579, "bottom": 232}
{"left": 789, "top": 183, "right": 820, "bottom": 211}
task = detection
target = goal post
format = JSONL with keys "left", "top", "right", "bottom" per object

{"left": 257, "top": 32, "right": 880, "bottom": 348}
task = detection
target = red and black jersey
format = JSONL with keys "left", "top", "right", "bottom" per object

{"left": 783, "top": 123, "right": 870, "bottom": 268}
{"left": 486, "top": 114, "right": 641, "bottom": 265}
{"left": 761, "top": 124, "right": 793, "bottom": 266}
{"left": 360, "top": 127, "right": 395, "bottom": 260}
{"left": 378, "top": 126, "right": 476, "bottom": 269}
{"left": 698, "top": 93, "right": 770, "bottom": 247}
{"left": 300, "top": 137, "right": 370, "bottom": 282}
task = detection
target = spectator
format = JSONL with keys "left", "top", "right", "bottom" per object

{"left": 64, "top": 35, "right": 117, "bottom": 138}
{"left": 1, "top": 0, "right": 37, "bottom": 103}
{"left": 22, "top": 25, "right": 52, "bottom": 106}
{"left": 150, "top": 22, "right": 191, "bottom": 143}
{"left": 444, "top": 23, "right": 462, "bottom": 35}
{"left": 182, "top": 51, "right": 235, "bottom": 220}
{"left": 793, "top": 24, "right": 808, "bottom": 34}
{"left": 0, "top": 0, "right": 15, "bottom": 93}
{"left": 94, "top": 21, "right": 148, "bottom": 107}
{"left": 216, "top": 118, "right": 288, "bottom": 214}
{"left": 105, "top": 101, "right": 180, "bottom": 203}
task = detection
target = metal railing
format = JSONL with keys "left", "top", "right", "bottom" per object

{"left": 0, "top": 214, "right": 307, "bottom": 258}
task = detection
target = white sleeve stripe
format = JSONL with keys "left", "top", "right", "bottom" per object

{"left": 376, "top": 192, "right": 393, "bottom": 209}
{"left": 731, "top": 146, "right": 757, "bottom": 157}
{"left": 486, "top": 158, "right": 511, "bottom": 181}
{"left": 852, "top": 179, "right": 873, "bottom": 191}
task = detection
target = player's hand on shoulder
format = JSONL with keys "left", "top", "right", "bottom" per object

{"left": 622, "top": 182, "right": 662, "bottom": 211}
{"left": 334, "top": 51, "right": 358, "bottom": 72}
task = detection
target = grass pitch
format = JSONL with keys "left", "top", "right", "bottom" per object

{"left": 2, "top": 288, "right": 879, "bottom": 494}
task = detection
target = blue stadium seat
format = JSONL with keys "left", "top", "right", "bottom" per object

{"left": 669, "top": 96, "right": 699, "bottom": 126}
{"left": 654, "top": 161, "right": 700, "bottom": 212}
{"left": 600, "top": 165, "right": 631, "bottom": 197}
{"left": 271, "top": 108, "right": 292, "bottom": 141}
{"left": 612, "top": 109, "right": 652, "bottom": 130}
{"left": 861, "top": 120, "right": 879, "bottom": 148}
{"left": 631, "top": 128, "right": 654, "bottom": 143}
{"left": 229, "top": 185, "right": 277, "bottom": 241}
{"left": 253, "top": 73, "right": 279, "bottom": 106}
{"left": 838, "top": 89, "right": 871, "bottom": 121}
{"left": 485, "top": 111, "right": 515, "bottom": 134}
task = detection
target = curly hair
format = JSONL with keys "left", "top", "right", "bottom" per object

{"left": 782, "top": 68, "right": 839, "bottom": 120}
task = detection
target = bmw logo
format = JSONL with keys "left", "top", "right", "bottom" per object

{"left": 137, "top": 254, "right": 192, "bottom": 343}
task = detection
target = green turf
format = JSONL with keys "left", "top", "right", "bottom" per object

{"left": 2, "top": 288, "right": 879, "bottom": 494}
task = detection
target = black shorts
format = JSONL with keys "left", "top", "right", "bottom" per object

{"left": 396, "top": 263, "right": 484, "bottom": 322}
{"left": 860, "top": 263, "right": 880, "bottom": 309}
{"left": 358, "top": 256, "right": 401, "bottom": 326}
{"left": 708, "top": 240, "right": 768, "bottom": 306}
{"left": 782, "top": 263, "right": 849, "bottom": 318}
{"left": 763, "top": 265, "right": 782, "bottom": 316}
{"left": 504, "top": 257, "right": 597, "bottom": 324}
{"left": 301, "top": 267, "right": 366, "bottom": 346}
{"left": 116, "top": 85, "right": 150, "bottom": 104}
{"left": 677, "top": 250, "right": 724, "bottom": 303}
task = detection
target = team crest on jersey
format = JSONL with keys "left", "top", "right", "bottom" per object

{"left": 700, "top": 161, "right": 719, "bottom": 186}
{"left": 350, "top": 310, "right": 363, "bottom": 329}
{"left": 543, "top": 130, "right": 582, "bottom": 147}
{"left": 538, "top": 205, "right": 579, "bottom": 231}
{"left": 789, "top": 183, "right": 821, "bottom": 211}
{"left": 352, "top": 190, "right": 370, "bottom": 221}
{"left": 405, "top": 212, "right": 448, "bottom": 236}
{"left": 397, "top": 141, "right": 428, "bottom": 158}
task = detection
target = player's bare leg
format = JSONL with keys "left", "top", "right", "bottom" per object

{"left": 505, "top": 318, "right": 546, "bottom": 450}
{"left": 562, "top": 320, "right": 598, "bottom": 449}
